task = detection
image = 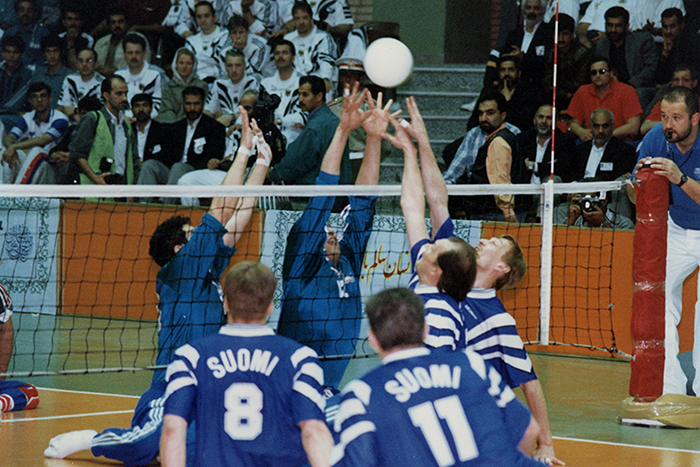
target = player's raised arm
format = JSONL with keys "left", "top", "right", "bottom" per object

{"left": 355, "top": 92, "right": 398, "bottom": 186}
{"left": 223, "top": 118, "right": 272, "bottom": 247}
{"left": 320, "top": 83, "right": 369, "bottom": 177}
{"left": 385, "top": 114, "right": 429, "bottom": 247}
{"left": 400, "top": 97, "right": 450, "bottom": 238}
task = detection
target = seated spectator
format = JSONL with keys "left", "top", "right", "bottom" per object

{"left": 184, "top": 1, "right": 228, "bottom": 83}
{"left": 220, "top": 14, "right": 274, "bottom": 78}
{"left": 156, "top": 47, "right": 207, "bottom": 123}
{"left": 0, "top": 35, "right": 32, "bottom": 130}
{"left": 562, "top": 108, "right": 637, "bottom": 182}
{"left": 57, "top": 47, "right": 103, "bottom": 122}
{"left": 280, "top": 0, "right": 353, "bottom": 37}
{"left": 518, "top": 103, "right": 575, "bottom": 184}
{"left": 223, "top": 0, "right": 280, "bottom": 37}
{"left": 170, "top": 0, "right": 228, "bottom": 40}
{"left": 283, "top": 1, "right": 338, "bottom": 96}
{"left": 58, "top": 6, "right": 93, "bottom": 71}
{"left": 30, "top": 34, "right": 70, "bottom": 108}
{"left": 115, "top": 33, "right": 163, "bottom": 119}
{"left": 631, "top": 0, "right": 685, "bottom": 36}
{"left": 94, "top": 7, "right": 152, "bottom": 78}
{"left": 500, "top": 0, "right": 553, "bottom": 92}
{"left": 138, "top": 86, "right": 225, "bottom": 204}
{"left": 451, "top": 92, "right": 525, "bottom": 223}
{"left": 594, "top": 6, "right": 658, "bottom": 108}
{"left": 69, "top": 75, "right": 139, "bottom": 185}
{"left": 468, "top": 55, "right": 541, "bottom": 133}
{"left": 543, "top": 0, "right": 580, "bottom": 25}
{"left": 0, "top": 81, "right": 68, "bottom": 184}
{"left": 130, "top": 93, "right": 168, "bottom": 166}
{"left": 47, "top": 94, "right": 103, "bottom": 184}
{"left": 654, "top": 8, "right": 700, "bottom": 88}
{"left": 642, "top": 65, "right": 699, "bottom": 136}
{"left": 259, "top": 39, "right": 304, "bottom": 145}
{"left": 567, "top": 56, "right": 642, "bottom": 141}
{"left": 267, "top": 74, "right": 351, "bottom": 185}
{"left": 554, "top": 185, "right": 635, "bottom": 229}
{"left": 4, "top": 0, "right": 49, "bottom": 66}
{"left": 543, "top": 13, "right": 590, "bottom": 111}
{"left": 577, "top": 0, "right": 626, "bottom": 48}
{"left": 204, "top": 48, "right": 259, "bottom": 127}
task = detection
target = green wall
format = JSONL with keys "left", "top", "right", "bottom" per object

{"left": 373, "top": 0, "right": 447, "bottom": 63}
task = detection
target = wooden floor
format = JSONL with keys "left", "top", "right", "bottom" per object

{"left": 3, "top": 353, "right": 700, "bottom": 466}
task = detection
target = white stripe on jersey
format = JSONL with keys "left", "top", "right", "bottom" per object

{"left": 487, "top": 366, "right": 516, "bottom": 407}
{"left": 163, "top": 373, "right": 197, "bottom": 399}
{"left": 341, "top": 379, "right": 372, "bottom": 405}
{"left": 165, "top": 358, "right": 194, "bottom": 382}
{"left": 293, "top": 379, "right": 326, "bottom": 411}
{"left": 424, "top": 334, "right": 459, "bottom": 350}
{"left": 299, "top": 361, "right": 324, "bottom": 385}
{"left": 333, "top": 398, "right": 366, "bottom": 432}
{"left": 466, "top": 312, "right": 518, "bottom": 340}
{"left": 478, "top": 349, "right": 533, "bottom": 374}
{"left": 291, "top": 345, "right": 319, "bottom": 368}
{"left": 174, "top": 343, "right": 201, "bottom": 368}
{"left": 424, "top": 298, "right": 463, "bottom": 323}
{"left": 469, "top": 334, "right": 526, "bottom": 353}
{"left": 330, "top": 420, "right": 377, "bottom": 466}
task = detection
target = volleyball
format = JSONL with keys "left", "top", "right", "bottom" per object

{"left": 363, "top": 38, "right": 414, "bottom": 88}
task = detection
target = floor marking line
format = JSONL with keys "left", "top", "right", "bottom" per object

{"left": 37, "top": 387, "right": 141, "bottom": 398}
{"left": 553, "top": 436, "right": 700, "bottom": 454}
{"left": 2, "top": 410, "right": 134, "bottom": 423}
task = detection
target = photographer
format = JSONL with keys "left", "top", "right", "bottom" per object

{"left": 554, "top": 183, "right": 634, "bottom": 229}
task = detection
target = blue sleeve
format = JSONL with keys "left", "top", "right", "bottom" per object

{"left": 330, "top": 380, "right": 379, "bottom": 467}
{"left": 290, "top": 346, "right": 327, "bottom": 424}
{"left": 283, "top": 171, "right": 337, "bottom": 281}
{"left": 182, "top": 213, "right": 235, "bottom": 280}
{"left": 340, "top": 195, "right": 376, "bottom": 276}
{"left": 431, "top": 216, "right": 455, "bottom": 240}
{"left": 410, "top": 239, "right": 430, "bottom": 272}
{"left": 46, "top": 114, "right": 69, "bottom": 140}
{"left": 164, "top": 344, "right": 199, "bottom": 423}
{"left": 9, "top": 115, "right": 29, "bottom": 140}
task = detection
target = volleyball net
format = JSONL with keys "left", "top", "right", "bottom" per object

{"left": 0, "top": 180, "right": 632, "bottom": 378}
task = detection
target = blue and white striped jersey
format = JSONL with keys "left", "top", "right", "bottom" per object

{"left": 164, "top": 324, "right": 326, "bottom": 467}
{"left": 462, "top": 288, "right": 536, "bottom": 389}
{"left": 330, "top": 347, "right": 542, "bottom": 467}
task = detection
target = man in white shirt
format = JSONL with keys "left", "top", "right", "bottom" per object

{"left": 223, "top": 0, "right": 281, "bottom": 37}
{"left": 94, "top": 7, "right": 152, "bottom": 77}
{"left": 283, "top": 0, "right": 337, "bottom": 95}
{"left": 260, "top": 39, "right": 303, "bottom": 144}
{"left": 205, "top": 49, "right": 259, "bottom": 126}
{"left": 220, "top": 14, "right": 274, "bottom": 78}
{"left": 58, "top": 48, "right": 104, "bottom": 122}
{"left": 0, "top": 81, "right": 69, "bottom": 184}
{"left": 115, "top": 33, "right": 163, "bottom": 119}
{"left": 171, "top": 0, "right": 228, "bottom": 39}
{"left": 184, "top": 1, "right": 229, "bottom": 82}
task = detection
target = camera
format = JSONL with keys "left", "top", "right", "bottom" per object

{"left": 575, "top": 194, "right": 602, "bottom": 213}
{"left": 99, "top": 157, "right": 114, "bottom": 174}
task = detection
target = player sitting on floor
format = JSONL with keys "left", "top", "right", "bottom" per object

{"left": 276, "top": 83, "right": 395, "bottom": 389}
{"left": 44, "top": 107, "right": 271, "bottom": 465}
{"left": 388, "top": 96, "right": 477, "bottom": 351}
{"left": 330, "top": 287, "right": 543, "bottom": 467}
{"left": 160, "top": 261, "right": 333, "bottom": 467}
{"left": 0, "top": 283, "right": 40, "bottom": 413}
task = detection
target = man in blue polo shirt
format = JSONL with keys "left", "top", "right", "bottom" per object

{"left": 629, "top": 86, "right": 700, "bottom": 397}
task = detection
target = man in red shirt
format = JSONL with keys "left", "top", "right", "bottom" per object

{"left": 567, "top": 57, "right": 643, "bottom": 141}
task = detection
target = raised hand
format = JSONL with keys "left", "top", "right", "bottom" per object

{"left": 362, "top": 92, "right": 400, "bottom": 139}
{"left": 339, "top": 82, "right": 370, "bottom": 132}
{"left": 239, "top": 106, "right": 253, "bottom": 152}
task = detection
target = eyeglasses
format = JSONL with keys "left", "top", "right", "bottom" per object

{"left": 590, "top": 68, "right": 608, "bottom": 76}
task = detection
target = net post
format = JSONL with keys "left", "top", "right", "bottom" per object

{"left": 538, "top": 180, "right": 554, "bottom": 345}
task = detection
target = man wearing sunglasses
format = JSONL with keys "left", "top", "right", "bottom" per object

{"left": 567, "top": 56, "right": 643, "bottom": 141}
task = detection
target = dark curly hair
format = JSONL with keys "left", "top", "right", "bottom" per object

{"left": 149, "top": 216, "right": 190, "bottom": 267}
{"left": 436, "top": 237, "right": 477, "bottom": 302}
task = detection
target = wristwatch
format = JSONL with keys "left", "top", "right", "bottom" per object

{"left": 677, "top": 174, "right": 688, "bottom": 187}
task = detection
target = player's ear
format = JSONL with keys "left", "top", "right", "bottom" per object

{"left": 422, "top": 323, "right": 429, "bottom": 342}
{"left": 265, "top": 301, "right": 273, "bottom": 320}
{"left": 367, "top": 328, "right": 381, "bottom": 354}
{"left": 173, "top": 244, "right": 183, "bottom": 254}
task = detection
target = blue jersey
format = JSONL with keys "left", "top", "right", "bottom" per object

{"left": 155, "top": 213, "right": 235, "bottom": 384}
{"left": 408, "top": 218, "right": 465, "bottom": 351}
{"left": 462, "top": 288, "right": 536, "bottom": 389}
{"left": 330, "top": 347, "right": 542, "bottom": 467}
{"left": 637, "top": 123, "right": 700, "bottom": 230}
{"left": 278, "top": 170, "right": 375, "bottom": 387}
{"left": 164, "top": 325, "right": 326, "bottom": 467}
